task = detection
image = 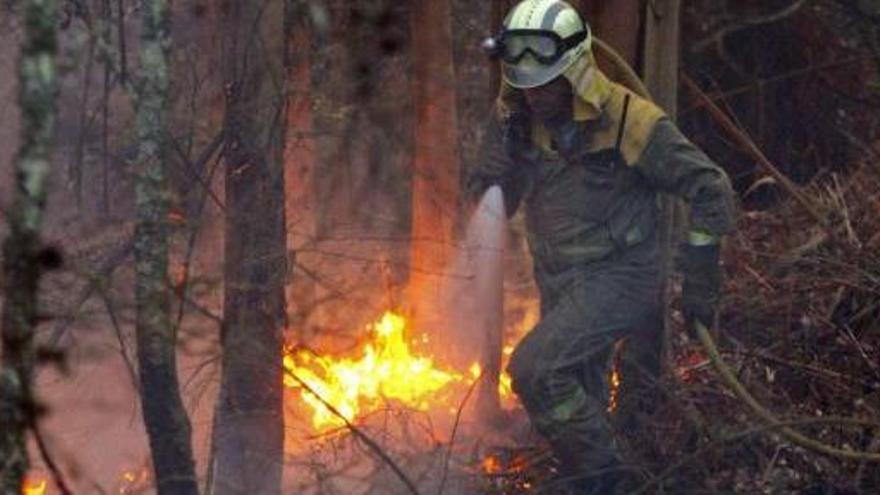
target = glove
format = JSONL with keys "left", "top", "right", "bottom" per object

{"left": 681, "top": 242, "right": 722, "bottom": 334}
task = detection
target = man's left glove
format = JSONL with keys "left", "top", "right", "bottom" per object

{"left": 681, "top": 243, "right": 722, "bottom": 334}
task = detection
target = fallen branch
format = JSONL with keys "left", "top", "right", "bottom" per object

{"left": 695, "top": 321, "right": 880, "bottom": 462}
{"left": 283, "top": 368, "right": 422, "bottom": 495}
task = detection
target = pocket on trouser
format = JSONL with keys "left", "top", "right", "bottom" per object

{"left": 532, "top": 386, "right": 622, "bottom": 473}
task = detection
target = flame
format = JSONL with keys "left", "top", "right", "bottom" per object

{"left": 607, "top": 366, "right": 622, "bottom": 413}
{"left": 118, "top": 467, "right": 151, "bottom": 494}
{"left": 285, "top": 311, "right": 468, "bottom": 429}
{"left": 22, "top": 479, "right": 46, "bottom": 495}
{"left": 606, "top": 339, "right": 626, "bottom": 414}
{"left": 479, "top": 451, "right": 536, "bottom": 492}
{"left": 481, "top": 454, "right": 503, "bottom": 474}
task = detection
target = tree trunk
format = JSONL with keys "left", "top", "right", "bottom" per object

{"left": 408, "top": 0, "right": 460, "bottom": 323}
{"left": 643, "top": 0, "right": 681, "bottom": 118}
{"left": 579, "top": 0, "right": 642, "bottom": 80}
{"left": 210, "top": 0, "right": 287, "bottom": 493}
{"left": 642, "top": 0, "right": 683, "bottom": 370}
{"left": 0, "top": 1, "right": 58, "bottom": 492}
{"left": 283, "top": 5, "right": 317, "bottom": 344}
{"left": 132, "top": 1, "right": 200, "bottom": 494}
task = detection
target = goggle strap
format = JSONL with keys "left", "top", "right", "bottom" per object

{"left": 559, "top": 30, "right": 588, "bottom": 52}
{"left": 615, "top": 94, "right": 631, "bottom": 152}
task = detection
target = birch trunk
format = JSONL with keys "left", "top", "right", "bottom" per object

{"left": 0, "top": 1, "right": 58, "bottom": 492}
{"left": 133, "top": 0, "right": 199, "bottom": 492}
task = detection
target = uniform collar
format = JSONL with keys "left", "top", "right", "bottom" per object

{"left": 564, "top": 51, "right": 612, "bottom": 122}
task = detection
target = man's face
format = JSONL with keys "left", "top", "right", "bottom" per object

{"left": 523, "top": 76, "right": 573, "bottom": 126}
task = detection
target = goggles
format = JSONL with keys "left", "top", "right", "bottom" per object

{"left": 486, "top": 28, "right": 589, "bottom": 65}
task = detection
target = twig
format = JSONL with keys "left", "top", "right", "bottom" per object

{"left": 31, "top": 423, "right": 74, "bottom": 495}
{"left": 690, "top": 0, "right": 808, "bottom": 53}
{"left": 836, "top": 323, "right": 880, "bottom": 379}
{"left": 46, "top": 236, "right": 134, "bottom": 350}
{"left": 99, "top": 286, "right": 139, "bottom": 391}
{"left": 437, "top": 369, "right": 482, "bottom": 495}
{"left": 682, "top": 56, "right": 872, "bottom": 111}
{"left": 284, "top": 368, "right": 422, "bottom": 495}
{"left": 682, "top": 74, "right": 829, "bottom": 229}
{"left": 633, "top": 416, "right": 880, "bottom": 494}
{"left": 167, "top": 130, "right": 226, "bottom": 212}
{"left": 744, "top": 349, "right": 871, "bottom": 390}
{"left": 170, "top": 132, "right": 226, "bottom": 337}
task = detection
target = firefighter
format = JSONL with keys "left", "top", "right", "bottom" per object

{"left": 467, "top": 0, "right": 737, "bottom": 492}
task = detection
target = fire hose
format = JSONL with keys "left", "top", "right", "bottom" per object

{"left": 593, "top": 36, "right": 880, "bottom": 462}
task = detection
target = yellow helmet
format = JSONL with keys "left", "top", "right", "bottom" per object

{"left": 497, "top": 0, "right": 591, "bottom": 89}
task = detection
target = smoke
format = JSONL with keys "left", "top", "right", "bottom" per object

{"left": 435, "top": 186, "right": 507, "bottom": 389}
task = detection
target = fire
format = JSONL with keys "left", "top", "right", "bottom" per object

{"left": 606, "top": 339, "right": 626, "bottom": 414}
{"left": 21, "top": 478, "right": 46, "bottom": 495}
{"left": 607, "top": 366, "right": 622, "bottom": 413}
{"left": 284, "top": 311, "right": 465, "bottom": 429}
{"left": 481, "top": 454, "right": 503, "bottom": 474}
{"left": 118, "top": 467, "right": 151, "bottom": 494}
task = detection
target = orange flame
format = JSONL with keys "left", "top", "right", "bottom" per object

{"left": 284, "top": 310, "right": 520, "bottom": 431}
{"left": 21, "top": 478, "right": 46, "bottom": 495}
{"left": 481, "top": 454, "right": 503, "bottom": 474}
{"left": 118, "top": 467, "right": 151, "bottom": 494}
{"left": 285, "top": 311, "right": 469, "bottom": 429}
{"left": 607, "top": 367, "right": 622, "bottom": 414}
{"left": 606, "top": 339, "right": 626, "bottom": 414}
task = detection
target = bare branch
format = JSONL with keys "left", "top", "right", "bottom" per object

{"left": 690, "top": 0, "right": 809, "bottom": 54}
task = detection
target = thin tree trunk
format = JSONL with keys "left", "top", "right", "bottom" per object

{"left": 0, "top": 0, "right": 58, "bottom": 492}
{"left": 409, "top": 0, "right": 460, "bottom": 291}
{"left": 642, "top": 0, "right": 681, "bottom": 119}
{"left": 409, "top": 0, "right": 460, "bottom": 354}
{"left": 642, "top": 0, "right": 683, "bottom": 371}
{"left": 133, "top": 0, "right": 199, "bottom": 493}
{"left": 580, "top": 0, "right": 641, "bottom": 77}
{"left": 210, "top": 0, "right": 287, "bottom": 493}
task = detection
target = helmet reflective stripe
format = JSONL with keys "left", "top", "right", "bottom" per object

{"left": 504, "top": 1, "right": 584, "bottom": 37}
{"left": 501, "top": 0, "right": 591, "bottom": 89}
{"left": 540, "top": 3, "right": 569, "bottom": 29}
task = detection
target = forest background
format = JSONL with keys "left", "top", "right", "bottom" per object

{"left": 1, "top": 0, "right": 880, "bottom": 493}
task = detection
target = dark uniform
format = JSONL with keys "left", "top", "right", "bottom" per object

{"left": 466, "top": 79, "right": 737, "bottom": 478}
